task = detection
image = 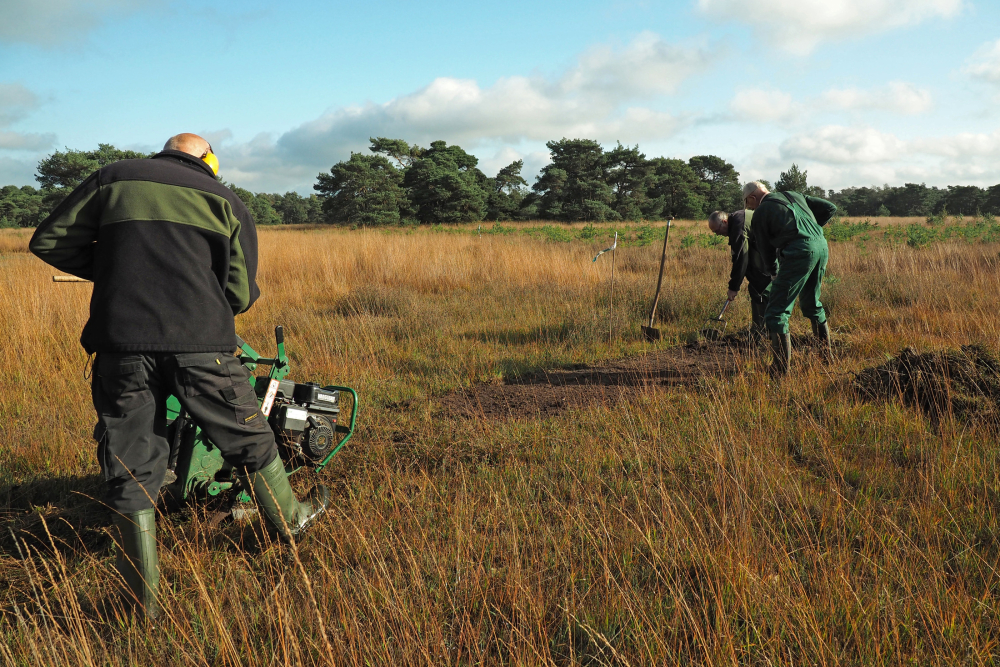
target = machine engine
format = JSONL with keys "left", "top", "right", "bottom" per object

{"left": 257, "top": 380, "right": 341, "bottom": 463}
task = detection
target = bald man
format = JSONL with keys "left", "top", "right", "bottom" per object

{"left": 708, "top": 209, "right": 772, "bottom": 342}
{"left": 743, "top": 181, "right": 837, "bottom": 376}
{"left": 29, "top": 134, "right": 329, "bottom": 620}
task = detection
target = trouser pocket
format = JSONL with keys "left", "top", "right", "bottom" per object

{"left": 222, "top": 379, "right": 268, "bottom": 429}
{"left": 169, "top": 353, "right": 277, "bottom": 473}
{"left": 91, "top": 354, "right": 154, "bottom": 482}
{"left": 174, "top": 352, "right": 235, "bottom": 397}
{"left": 174, "top": 353, "right": 269, "bottom": 431}
{"left": 92, "top": 354, "right": 151, "bottom": 417}
{"left": 93, "top": 409, "right": 162, "bottom": 481}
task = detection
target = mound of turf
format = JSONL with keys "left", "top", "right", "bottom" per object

{"left": 853, "top": 344, "right": 1000, "bottom": 424}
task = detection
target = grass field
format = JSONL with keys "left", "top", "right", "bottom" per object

{"left": 1, "top": 218, "right": 999, "bottom": 665}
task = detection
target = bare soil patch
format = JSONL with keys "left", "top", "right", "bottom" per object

{"left": 431, "top": 331, "right": 845, "bottom": 419}
{"left": 434, "top": 336, "right": 763, "bottom": 419}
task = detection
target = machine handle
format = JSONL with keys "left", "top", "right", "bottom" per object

{"left": 241, "top": 357, "right": 279, "bottom": 365}
{"left": 314, "top": 385, "right": 359, "bottom": 472}
{"left": 268, "top": 326, "right": 289, "bottom": 381}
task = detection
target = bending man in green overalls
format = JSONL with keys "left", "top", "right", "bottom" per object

{"left": 742, "top": 182, "right": 837, "bottom": 376}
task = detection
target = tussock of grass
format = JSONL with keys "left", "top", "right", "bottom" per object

{"left": 0, "top": 228, "right": 33, "bottom": 254}
{"left": 1, "top": 224, "right": 999, "bottom": 664}
{"left": 332, "top": 284, "right": 415, "bottom": 318}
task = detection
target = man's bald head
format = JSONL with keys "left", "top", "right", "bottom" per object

{"left": 163, "top": 133, "right": 212, "bottom": 158}
{"left": 742, "top": 181, "right": 770, "bottom": 211}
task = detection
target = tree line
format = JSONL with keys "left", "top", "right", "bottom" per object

{"left": 314, "top": 138, "right": 746, "bottom": 225}
{"left": 3, "top": 140, "right": 1000, "bottom": 228}
{"left": 829, "top": 183, "right": 1000, "bottom": 218}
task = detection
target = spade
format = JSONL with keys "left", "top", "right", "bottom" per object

{"left": 700, "top": 299, "right": 732, "bottom": 341}
{"left": 641, "top": 218, "right": 672, "bottom": 342}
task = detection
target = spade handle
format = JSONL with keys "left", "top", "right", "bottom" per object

{"left": 646, "top": 218, "right": 672, "bottom": 327}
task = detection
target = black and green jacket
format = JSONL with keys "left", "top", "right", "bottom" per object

{"left": 726, "top": 209, "right": 771, "bottom": 297}
{"left": 29, "top": 150, "right": 260, "bottom": 354}
{"left": 752, "top": 190, "right": 837, "bottom": 276}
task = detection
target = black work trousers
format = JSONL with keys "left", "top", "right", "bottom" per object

{"left": 91, "top": 351, "right": 278, "bottom": 513}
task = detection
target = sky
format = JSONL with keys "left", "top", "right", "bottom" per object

{"left": 1, "top": 0, "right": 999, "bottom": 195}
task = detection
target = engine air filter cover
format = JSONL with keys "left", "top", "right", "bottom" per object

{"left": 277, "top": 404, "right": 309, "bottom": 432}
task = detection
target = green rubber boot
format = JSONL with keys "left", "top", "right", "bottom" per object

{"left": 812, "top": 319, "right": 833, "bottom": 363}
{"left": 769, "top": 332, "right": 791, "bottom": 377}
{"left": 111, "top": 508, "right": 159, "bottom": 621}
{"left": 243, "top": 455, "right": 329, "bottom": 542}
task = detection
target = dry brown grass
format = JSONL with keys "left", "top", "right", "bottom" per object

{"left": 1, "top": 223, "right": 998, "bottom": 665}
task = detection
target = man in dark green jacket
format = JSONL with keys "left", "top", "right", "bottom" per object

{"left": 30, "top": 133, "right": 329, "bottom": 620}
{"left": 743, "top": 182, "right": 837, "bottom": 375}
{"left": 708, "top": 209, "right": 772, "bottom": 342}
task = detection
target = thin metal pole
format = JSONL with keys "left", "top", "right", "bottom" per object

{"left": 609, "top": 236, "right": 616, "bottom": 345}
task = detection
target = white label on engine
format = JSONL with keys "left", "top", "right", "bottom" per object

{"left": 260, "top": 379, "right": 280, "bottom": 417}
{"left": 286, "top": 407, "right": 308, "bottom": 421}
{"left": 316, "top": 393, "right": 337, "bottom": 403}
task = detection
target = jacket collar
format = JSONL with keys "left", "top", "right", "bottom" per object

{"left": 152, "top": 149, "right": 217, "bottom": 178}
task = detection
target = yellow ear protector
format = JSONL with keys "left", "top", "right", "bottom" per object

{"left": 201, "top": 145, "right": 219, "bottom": 175}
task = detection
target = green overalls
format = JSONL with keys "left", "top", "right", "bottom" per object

{"left": 751, "top": 191, "right": 837, "bottom": 335}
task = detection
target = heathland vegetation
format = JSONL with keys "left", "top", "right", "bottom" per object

{"left": 4, "top": 140, "right": 1000, "bottom": 228}
{"left": 1, "top": 219, "right": 999, "bottom": 664}
{"left": 2, "top": 138, "right": 999, "bottom": 663}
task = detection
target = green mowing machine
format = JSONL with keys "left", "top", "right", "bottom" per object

{"left": 163, "top": 325, "right": 358, "bottom": 512}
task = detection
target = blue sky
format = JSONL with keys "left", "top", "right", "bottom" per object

{"left": 2, "top": 0, "right": 999, "bottom": 195}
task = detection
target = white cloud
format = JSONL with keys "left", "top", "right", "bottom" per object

{"left": 963, "top": 39, "right": 1000, "bottom": 86}
{"left": 747, "top": 124, "right": 1000, "bottom": 189}
{"left": 911, "top": 129, "right": 1000, "bottom": 158}
{"left": 278, "top": 32, "right": 705, "bottom": 160}
{"left": 219, "top": 32, "right": 708, "bottom": 192}
{"left": 0, "top": 83, "right": 56, "bottom": 153}
{"left": 729, "top": 88, "right": 798, "bottom": 122}
{"left": 0, "top": 156, "right": 36, "bottom": 185}
{"left": 0, "top": 0, "right": 157, "bottom": 45}
{"left": 780, "top": 125, "right": 907, "bottom": 164}
{"left": 215, "top": 132, "right": 310, "bottom": 194}
{"left": 722, "top": 81, "right": 931, "bottom": 127}
{"left": 0, "top": 131, "right": 57, "bottom": 151}
{"left": 0, "top": 83, "right": 41, "bottom": 126}
{"left": 560, "top": 31, "right": 712, "bottom": 97}
{"left": 697, "top": 0, "right": 963, "bottom": 54}
{"left": 200, "top": 129, "right": 233, "bottom": 151}
{"left": 820, "top": 81, "right": 932, "bottom": 115}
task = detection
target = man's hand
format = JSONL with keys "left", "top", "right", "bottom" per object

{"left": 727, "top": 289, "right": 739, "bottom": 301}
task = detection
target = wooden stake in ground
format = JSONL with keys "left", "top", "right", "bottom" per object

{"left": 592, "top": 231, "right": 618, "bottom": 345}
{"left": 610, "top": 234, "right": 617, "bottom": 344}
